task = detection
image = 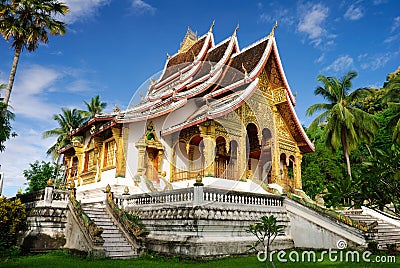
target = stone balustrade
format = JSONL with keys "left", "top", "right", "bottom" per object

{"left": 16, "top": 187, "right": 70, "bottom": 209}
{"left": 114, "top": 186, "right": 283, "bottom": 209}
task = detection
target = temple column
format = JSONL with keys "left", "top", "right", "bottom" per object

{"left": 157, "top": 150, "right": 163, "bottom": 174}
{"left": 112, "top": 127, "right": 126, "bottom": 178}
{"left": 199, "top": 123, "right": 215, "bottom": 177}
{"left": 237, "top": 135, "right": 247, "bottom": 180}
{"left": 74, "top": 148, "right": 84, "bottom": 186}
{"left": 271, "top": 106, "right": 281, "bottom": 185}
{"left": 92, "top": 137, "right": 103, "bottom": 182}
{"left": 295, "top": 152, "right": 303, "bottom": 189}
{"left": 135, "top": 138, "right": 146, "bottom": 176}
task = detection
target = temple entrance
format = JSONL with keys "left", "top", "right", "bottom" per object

{"left": 135, "top": 122, "right": 164, "bottom": 182}
{"left": 173, "top": 140, "right": 190, "bottom": 181}
{"left": 227, "top": 140, "right": 238, "bottom": 180}
{"left": 145, "top": 147, "right": 160, "bottom": 183}
{"left": 214, "top": 136, "right": 228, "bottom": 178}
{"left": 188, "top": 135, "right": 204, "bottom": 180}
{"left": 260, "top": 128, "right": 273, "bottom": 183}
{"left": 246, "top": 123, "right": 261, "bottom": 180}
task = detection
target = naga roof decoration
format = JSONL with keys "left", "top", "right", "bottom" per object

{"left": 72, "top": 25, "right": 314, "bottom": 154}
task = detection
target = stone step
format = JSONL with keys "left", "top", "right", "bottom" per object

{"left": 102, "top": 233, "right": 125, "bottom": 239}
{"left": 102, "top": 229, "right": 121, "bottom": 234}
{"left": 105, "top": 246, "right": 134, "bottom": 252}
{"left": 103, "top": 242, "right": 132, "bottom": 247}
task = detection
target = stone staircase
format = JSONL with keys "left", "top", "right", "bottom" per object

{"left": 82, "top": 203, "right": 138, "bottom": 259}
{"left": 344, "top": 210, "right": 400, "bottom": 249}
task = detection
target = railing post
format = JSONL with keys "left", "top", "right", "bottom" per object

{"left": 193, "top": 186, "right": 204, "bottom": 206}
{"left": 44, "top": 178, "right": 55, "bottom": 205}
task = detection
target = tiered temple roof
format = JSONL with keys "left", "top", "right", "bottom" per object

{"left": 71, "top": 25, "right": 314, "bottom": 154}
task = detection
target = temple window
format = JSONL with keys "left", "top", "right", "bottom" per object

{"left": 103, "top": 139, "right": 116, "bottom": 168}
{"left": 84, "top": 149, "right": 96, "bottom": 172}
{"left": 71, "top": 157, "right": 78, "bottom": 178}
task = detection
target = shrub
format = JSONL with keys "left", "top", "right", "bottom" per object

{"left": 0, "top": 197, "right": 28, "bottom": 253}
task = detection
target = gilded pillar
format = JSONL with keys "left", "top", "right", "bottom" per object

{"left": 295, "top": 152, "right": 303, "bottom": 189}
{"left": 199, "top": 123, "right": 215, "bottom": 177}
{"left": 157, "top": 150, "right": 163, "bottom": 174}
{"left": 74, "top": 147, "right": 84, "bottom": 186}
{"left": 237, "top": 134, "right": 247, "bottom": 180}
{"left": 112, "top": 127, "right": 126, "bottom": 178}
{"left": 135, "top": 138, "right": 146, "bottom": 175}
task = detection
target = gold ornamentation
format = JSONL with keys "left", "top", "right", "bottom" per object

{"left": 178, "top": 27, "right": 198, "bottom": 54}
{"left": 269, "top": 21, "right": 278, "bottom": 37}
{"left": 105, "top": 184, "right": 111, "bottom": 193}
{"left": 47, "top": 178, "right": 53, "bottom": 186}
{"left": 273, "top": 87, "right": 287, "bottom": 104}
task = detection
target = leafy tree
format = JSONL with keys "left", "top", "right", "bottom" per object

{"left": 42, "top": 108, "right": 86, "bottom": 159}
{"left": 306, "top": 71, "right": 378, "bottom": 180}
{"left": 383, "top": 71, "right": 400, "bottom": 144}
{"left": 0, "top": 0, "right": 69, "bottom": 108}
{"left": 23, "top": 160, "right": 57, "bottom": 192}
{"left": 360, "top": 144, "right": 400, "bottom": 216}
{"left": 0, "top": 197, "right": 27, "bottom": 252}
{"left": 302, "top": 127, "right": 347, "bottom": 200}
{"left": 82, "top": 95, "right": 107, "bottom": 121}
{"left": 247, "top": 215, "right": 284, "bottom": 268}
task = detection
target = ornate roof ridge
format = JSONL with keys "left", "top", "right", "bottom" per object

{"left": 231, "top": 35, "right": 270, "bottom": 58}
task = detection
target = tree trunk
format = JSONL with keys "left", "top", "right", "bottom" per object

{"left": 341, "top": 132, "right": 352, "bottom": 180}
{"left": 3, "top": 45, "right": 22, "bottom": 108}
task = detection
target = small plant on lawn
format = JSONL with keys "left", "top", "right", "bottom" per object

{"left": 246, "top": 215, "right": 284, "bottom": 268}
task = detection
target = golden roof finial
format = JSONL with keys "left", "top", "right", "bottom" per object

{"left": 209, "top": 20, "right": 215, "bottom": 33}
{"left": 270, "top": 20, "right": 278, "bottom": 37}
{"left": 167, "top": 53, "right": 171, "bottom": 60}
{"left": 233, "top": 23, "right": 239, "bottom": 36}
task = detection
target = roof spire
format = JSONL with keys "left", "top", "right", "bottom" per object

{"left": 233, "top": 23, "right": 239, "bottom": 36}
{"left": 209, "top": 20, "right": 215, "bottom": 33}
{"left": 269, "top": 21, "right": 278, "bottom": 37}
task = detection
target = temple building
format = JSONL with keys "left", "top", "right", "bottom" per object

{"left": 59, "top": 23, "right": 314, "bottom": 199}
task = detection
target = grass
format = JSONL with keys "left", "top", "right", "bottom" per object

{"left": 0, "top": 250, "right": 398, "bottom": 268}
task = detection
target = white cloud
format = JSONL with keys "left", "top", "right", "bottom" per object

{"left": 298, "top": 3, "right": 329, "bottom": 40}
{"left": 10, "top": 65, "right": 61, "bottom": 121}
{"left": 130, "top": 0, "right": 156, "bottom": 15}
{"left": 0, "top": 126, "right": 55, "bottom": 196}
{"left": 359, "top": 53, "right": 391, "bottom": 71}
{"left": 315, "top": 53, "right": 325, "bottom": 63}
{"left": 324, "top": 55, "right": 354, "bottom": 73}
{"left": 344, "top": 4, "right": 364, "bottom": 20}
{"left": 63, "top": 0, "right": 110, "bottom": 23}
{"left": 259, "top": 8, "right": 295, "bottom": 27}
{"left": 391, "top": 16, "right": 400, "bottom": 32}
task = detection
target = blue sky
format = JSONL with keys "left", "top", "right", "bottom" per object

{"left": 0, "top": 0, "right": 399, "bottom": 196}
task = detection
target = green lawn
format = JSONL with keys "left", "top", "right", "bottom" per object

{"left": 0, "top": 251, "right": 398, "bottom": 268}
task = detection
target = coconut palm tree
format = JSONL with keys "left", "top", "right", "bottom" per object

{"left": 82, "top": 95, "right": 107, "bottom": 121}
{"left": 306, "top": 71, "right": 379, "bottom": 180}
{"left": 0, "top": 0, "right": 69, "bottom": 108}
{"left": 42, "top": 108, "right": 86, "bottom": 159}
{"left": 383, "top": 72, "right": 400, "bottom": 144}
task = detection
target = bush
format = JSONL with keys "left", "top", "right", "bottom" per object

{"left": 0, "top": 197, "right": 28, "bottom": 253}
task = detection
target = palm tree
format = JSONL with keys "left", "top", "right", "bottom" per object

{"left": 82, "top": 95, "right": 107, "bottom": 121}
{"left": 42, "top": 108, "right": 86, "bottom": 159}
{"left": 383, "top": 72, "right": 400, "bottom": 144}
{"left": 0, "top": 0, "right": 69, "bottom": 108}
{"left": 306, "top": 71, "right": 379, "bottom": 180}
